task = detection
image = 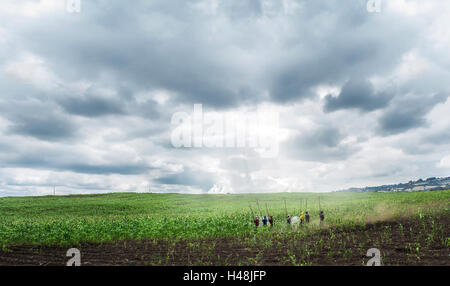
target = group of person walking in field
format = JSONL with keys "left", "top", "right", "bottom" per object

{"left": 253, "top": 215, "right": 274, "bottom": 227}
{"left": 253, "top": 210, "right": 324, "bottom": 227}
{"left": 250, "top": 199, "right": 325, "bottom": 228}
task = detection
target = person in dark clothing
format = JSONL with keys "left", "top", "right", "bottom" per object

{"left": 319, "top": 211, "right": 325, "bottom": 222}
{"left": 268, "top": 216, "right": 273, "bottom": 227}
{"left": 253, "top": 216, "right": 260, "bottom": 227}
{"left": 305, "top": 211, "right": 310, "bottom": 223}
{"left": 286, "top": 215, "right": 291, "bottom": 225}
{"left": 262, "top": 216, "right": 268, "bottom": 226}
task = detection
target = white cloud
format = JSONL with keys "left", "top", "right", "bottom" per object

{"left": 386, "top": 0, "right": 435, "bottom": 16}
{"left": 0, "top": 0, "right": 64, "bottom": 18}
{"left": 393, "top": 51, "right": 430, "bottom": 83}
{"left": 3, "top": 52, "right": 61, "bottom": 90}
{"left": 438, "top": 155, "right": 450, "bottom": 169}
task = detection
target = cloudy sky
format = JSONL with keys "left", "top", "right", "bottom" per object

{"left": 0, "top": 0, "right": 449, "bottom": 196}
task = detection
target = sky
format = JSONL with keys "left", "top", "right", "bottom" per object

{"left": 0, "top": 0, "right": 449, "bottom": 196}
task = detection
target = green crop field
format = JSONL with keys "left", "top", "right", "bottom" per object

{"left": 0, "top": 190, "right": 448, "bottom": 246}
{"left": 0, "top": 190, "right": 449, "bottom": 265}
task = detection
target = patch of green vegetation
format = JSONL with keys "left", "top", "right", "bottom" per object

{"left": 0, "top": 190, "right": 448, "bottom": 247}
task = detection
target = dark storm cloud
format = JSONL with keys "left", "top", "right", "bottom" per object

{"left": 9, "top": 0, "right": 418, "bottom": 107}
{"left": 1, "top": 0, "right": 449, "bottom": 195}
{"left": 302, "top": 126, "right": 343, "bottom": 148}
{"left": 378, "top": 107, "right": 426, "bottom": 135}
{"left": 377, "top": 93, "right": 449, "bottom": 135}
{"left": 63, "top": 163, "right": 151, "bottom": 175}
{"left": 0, "top": 99, "right": 76, "bottom": 141}
{"left": 5, "top": 154, "right": 153, "bottom": 175}
{"left": 324, "top": 78, "right": 393, "bottom": 112}
{"left": 284, "top": 126, "right": 359, "bottom": 162}
{"left": 57, "top": 84, "right": 161, "bottom": 119}
{"left": 12, "top": 0, "right": 257, "bottom": 108}
{"left": 57, "top": 85, "right": 125, "bottom": 117}
{"left": 7, "top": 112, "right": 75, "bottom": 141}
{"left": 269, "top": 40, "right": 382, "bottom": 102}
{"left": 268, "top": 0, "right": 417, "bottom": 103}
{"left": 155, "top": 168, "right": 216, "bottom": 190}
{"left": 58, "top": 95, "right": 124, "bottom": 117}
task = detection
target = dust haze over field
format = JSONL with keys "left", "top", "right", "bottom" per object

{"left": 0, "top": 0, "right": 450, "bottom": 196}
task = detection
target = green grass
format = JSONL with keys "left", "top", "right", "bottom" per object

{"left": 0, "top": 190, "right": 449, "bottom": 247}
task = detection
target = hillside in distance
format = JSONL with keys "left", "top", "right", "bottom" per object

{"left": 338, "top": 176, "right": 450, "bottom": 193}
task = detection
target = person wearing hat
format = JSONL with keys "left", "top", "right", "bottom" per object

{"left": 286, "top": 214, "right": 291, "bottom": 225}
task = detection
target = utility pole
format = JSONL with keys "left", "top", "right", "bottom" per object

{"left": 53, "top": 185, "right": 56, "bottom": 196}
